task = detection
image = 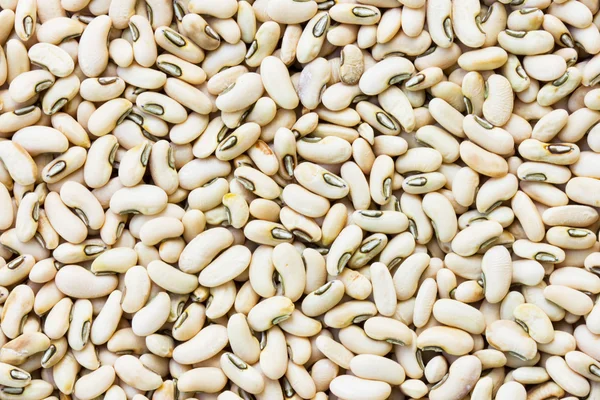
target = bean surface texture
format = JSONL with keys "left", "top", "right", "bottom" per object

{"left": 0, "top": 0, "right": 600, "bottom": 399}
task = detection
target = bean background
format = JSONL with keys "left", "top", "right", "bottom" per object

{"left": 1, "top": 0, "right": 600, "bottom": 399}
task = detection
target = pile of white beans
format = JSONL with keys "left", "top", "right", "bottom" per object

{"left": 4, "top": 0, "right": 600, "bottom": 399}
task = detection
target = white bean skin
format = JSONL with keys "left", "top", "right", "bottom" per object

{"left": 0, "top": 0, "right": 599, "bottom": 398}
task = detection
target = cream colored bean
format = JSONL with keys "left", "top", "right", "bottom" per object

{"left": 320, "top": 204, "right": 349, "bottom": 249}
{"left": 333, "top": 268, "right": 372, "bottom": 301}
{"left": 392, "top": 252, "right": 429, "bottom": 301}
{"left": 244, "top": 219, "right": 293, "bottom": 246}
{"left": 55, "top": 264, "right": 117, "bottom": 299}
{"left": 196, "top": 245, "right": 250, "bottom": 289}
{"left": 301, "top": 280, "right": 345, "bottom": 317}
{"left": 486, "top": 320, "right": 538, "bottom": 360}
{"left": 402, "top": 378, "right": 431, "bottom": 397}
{"left": 373, "top": 30, "right": 432, "bottom": 59}
{"left": 156, "top": 56, "right": 204, "bottom": 87}
{"left": 544, "top": 206, "right": 598, "bottom": 229}
{"left": 402, "top": 172, "right": 446, "bottom": 195}
{"left": 314, "top": 335, "right": 352, "bottom": 371}
{"left": 0, "top": 331, "right": 49, "bottom": 367}
{"left": 511, "top": 259, "right": 544, "bottom": 286}
{"left": 352, "top": 210, "right": 408, "bottom": 234}
{"left": 513, "top": 303, "right": 554, "bottom": 344}
{"left": 451, "top": 167, "right": 479, "bottom": 208}
{"left": 523, "top": 54, "right": 567, "bottom": 82}
{"left": 355, "top": 102, "right": 400, "bottom": 136}
{"left": 395, "top": 148, "right": 442, "bottom": 176}
{"left": 451, "top": 221, "right": 503, "bottom": 256}
{"left": 15, "top": 191, "right": 37, "bottom": 243}
{"left": 117, "top": 140, "right": 151, "bottom": 187}
{"left": 366, "top": 262, "right": 394, "bottom": 317}
{"left": 146, "top": 259, "right": 198, "bottom": 295}
{"left": 67, "top": 299, "right": 92, "bottom": 351}
{"left": 452, "top": 0, "right": 485, "bottom": 47}
{"left": 565, "top": 350, "right": 600, "bottom": 382}
{"left": 433, "top": 299, "right": 485, "bottom": 334}
{"left": 501, "top": 54, "right": 537, "bottom": 93}
{"left": 546, "top": 355, "right": 590, "bottom": 397}
{"left": 234, "top": 165, "right": 281, "bottom": 199}
{"left": 281, "top": 183, "right": 329, "bottom": 218}
{"left": 87, "top": 99, "right": 133, "bottom": 138}
{"left": 260, "top": 56, "right": 298, "bottom": 110}
{"left": 0, "top": 105, "right": 40, "bottom": 135}
{"left": 460, "top": 140, "right": 508, "bottom": 177}
{"left": 511, "top": 190, "right": 545, "bottom": 241}
{"left": 135, "top": 91, "right": 187, "bottom": 124}
{"left": 513, "top": 239, "right": 566, "bottom": 263}
{"left": 415, "top": 125, "right": 459, "bottom": 163}
{"left": 330, "top": 375, "right": 391, "bottom": 400}
{"left": 220, "top": 353, "right": 265, "bottom": 395}
{"left": 114, "top": 355, "right": 162, "bottom": 391}
{"left": 326, "top": 224, "right": 363, "bottom": 276}
{"left": 28, "top": 43, "right": 74, "bottom": 78}
{"left": 79, "top": 77, "right": 125, "bottom": 102}
{"left": 459, "top": 47, "right": 508, "bottom": 72}
{"left": 12, "top": 126, "right": 67, "bottom": 157}
{"left": 519, "top": 139, "right": 580, "bottom": 165}
{"left": 338, "top": 44, "right": 364, "bottom": 85}
{"left": 36, "top": 17, "right": 82, "bottom": 45}
{"left": 544, "top": 284, "right": 593, "bottom": 315}
{"left": 73, "top": 365, "right": 115, "bottom": 400}
{"left": 417, "top": 326, "right": 474, "bottom": 355}
{"left": 51, "top": 112, "right": 90, "bottom": 148}
{"left": 215, "top": 123, "right": 260, "bottom": 161}
{"left": 117, "top": 64, "right": 166, "bottom": 90}
{"left": 78, "top": 15, "right": 111, "bottom": 78}
{"left": 108, "top": 39, "right": 133, "bottom": 69}
{"left": 359, "top": 57, "right": 414, "bottom": 96}
{"left": 90, "top": 290, "right": 122, "bottom": 346}
{"left": 324, "top": 301, "right": 377, "bottom": 329}
{"left": 429, "top": 356, "right": 481, "bottom": 400}
{"left": 177, "top": 367, "right": 227, "bottom": 394}
{"left": 463, "top": 115, "right": 514, "bottom": 155}
{"left": 566, "top": 176, "right": 600, "bottom": 207}
{"left": 423, "top": 354, "right": 449, "bottom": 384}
{"left": 348, "top": 233, "right": 386, "bottom": 269}
{"left": 428, "top": 97, "right": 465, "bottom": 138}
{"left": 511, "top": 366, "right": 549, "bottom": 385}
{"left": 44, "top": 191, "right": 87, "bottom": 243}
{"left": 13, "top": 0, "right": 35, "bottom": 41}
{"left": 9, "top": 70, "right": 54, "bottom": 104}
{"left": 422, "top": 192, "right": 457, "bottom": 242}
{"left": 294, "top": 162, "right": 348, "bottom": 200}
{"left": 245, "top": 21, "right": 279, "bottom": 68}
{"left": 179, "top": 14, "right": 219, "bottom": 53}
{"left": 1, "top": 284, "right": 33, "bottom": 339}
{"left": 426, "top": 0, "right": 453, "bottom": 48}
{"left": 523, "top": 282, "right": 567, "bottom": 323}
{"left": 154, "top": 26, "right": 204, "bottom": 65}
{"left": 298, "top": 58, "right": 330, "bottom": 110}
{"left": 172, "top": 323, "right": 227, "bottom": 365}
{"left": 537, "top": 67, "right": 583, "bottom": 106}
{"left": 414, "top": 41, "right": 461, "bottom": 70}
{"left": 378, "top": 86, "right": 415, "bottom": 132}
{"left": 109, "top": 185, "right": 167, "bottom": 216}
{"left": 498, "top": 29, "right": 554, "bottom": 55}
{"left": 546, "top": 226, "right": 596, "bottom": 249}
{"left": 0, "top": 361, "right": 30, "bottom": 388}
{"left": 131, "top": 292, "right": 170, "bottom": 337}
{"left": 329, "top": 4, "right": 381, "bottom": 25}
